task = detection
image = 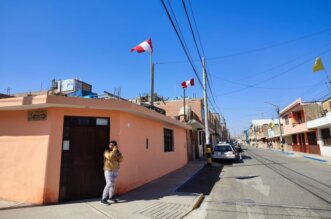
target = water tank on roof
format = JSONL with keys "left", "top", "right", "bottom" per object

{"left": 179, "top": 105, "right": 191, "bottom": 116}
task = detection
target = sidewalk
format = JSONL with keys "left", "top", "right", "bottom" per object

{"left": 268, "top": 147, "right": 331, "bottom": 166}
{"left": 0, "top": 159, "right": 206, "bottom": 219}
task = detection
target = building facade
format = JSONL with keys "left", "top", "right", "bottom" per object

{"left": 306, "top": 98, "right": 331, "bottom": 157}
{"left": 0, "top": 95, "right": 190, "bottom": 204}
{"left": 280, "top": 98, "right": 322, "bottom": 155}
{"left": 155, "top": 98, "right": 226, "bottom": 159}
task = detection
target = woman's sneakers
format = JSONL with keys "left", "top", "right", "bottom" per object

{"left": 107, "top": 198, "right": 118, "bottom": 203}
{"left": 100, "top": 199, "right": 110, "bottom": 205}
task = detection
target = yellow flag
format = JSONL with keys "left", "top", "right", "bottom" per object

{"left": 312, "top": 57, "right": 325, "bottom": 72}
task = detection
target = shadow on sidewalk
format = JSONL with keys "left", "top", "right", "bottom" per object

{"left": 1, "top": 160, "right": 207, "bottom": 212}
{"left": 175, "top": 164, "right": 223, "bottom": 195}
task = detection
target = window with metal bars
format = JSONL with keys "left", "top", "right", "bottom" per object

{"left": 321, "top": 128, "right": 331, "bottom": 146}
{"left": 164, "top": 128, "right": 174, "bottom": 152}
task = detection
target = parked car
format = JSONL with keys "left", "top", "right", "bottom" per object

{"left": 212, "top": 144, "right": 238, "bottom": 162}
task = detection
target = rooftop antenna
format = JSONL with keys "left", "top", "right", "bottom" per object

{"left": 4, "top": 87, "right": 12, "bottom": 95}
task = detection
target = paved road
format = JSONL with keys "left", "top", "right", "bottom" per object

{"left": 185, "top": 146, "right": 331, "bottom": 219}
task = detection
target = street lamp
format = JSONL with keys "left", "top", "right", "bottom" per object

{"left": 265, "top": 102, "right": 284, "bottom": 151}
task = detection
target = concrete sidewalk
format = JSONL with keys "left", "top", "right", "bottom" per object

{"left": 265, "top": 147, "right": 331, "bottom": 166}
{"left": 0, "top": 160, "right": 206, "bottom": 219}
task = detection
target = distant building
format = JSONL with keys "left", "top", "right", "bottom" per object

{"left": 0, "top": 93, "right": 13, "bottom": 99}
{"left": 280, "top": 98, "right": 322, "bottom": 155}
{"left": 154, "top": 98, "right": 226, "bottom": 159}
{"left": 249, "top": 119, "right": 275, "bottom": 148}
{"left": 307, "top": 98, "right": 331, "bottom": 157}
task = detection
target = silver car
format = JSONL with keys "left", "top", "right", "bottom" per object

{"left": 212, "top": 144, "right": 237, "bottom": 161}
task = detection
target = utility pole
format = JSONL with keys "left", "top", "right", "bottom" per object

{"left": 265, "top": 102, "right": 284, "bottom": 151}
{"left": 4, "top": 87, "right": 12, "bottom": 95}
{"left": 150, "top": 63, "right": 155, "bottom": 105}
{"left": 203, "top": 57, "right": 212, "bottom": 167}
{"left": 276, "top": 106, "right": 284, "bottom": 151}
{"left": 202, "top": 57, "right": 210, "bottom": 148}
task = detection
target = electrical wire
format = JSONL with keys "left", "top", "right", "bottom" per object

{"left": 208, "top": 27, "right": 331, "bottom": 60}
{"left": 188, "top": 0, "right": 205, "bottom": 57}
{"left": 181, "top": 0, "right": 221, "bottom": 114}
{"left": 210, "top": 74, "right": 321, "bottom": 90}
{"left": 160, "top": 0, "right": 203, "bottom": 88}
{"left": 216, "top": 48, "right": 331, "bottom": 96}
{"left": 228, "top": 41, "right": 331, "bottom": 82}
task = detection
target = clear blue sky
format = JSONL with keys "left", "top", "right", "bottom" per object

{"left": 1, "top": 0, "right": 331, "bottom": 136}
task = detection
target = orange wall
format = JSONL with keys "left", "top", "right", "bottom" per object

{"left": 0, "top": 107, "right": 188, "bottom": 204}
{"left": 116, "top": 112, "right": 187, "bottom": 193}
{"left": 0, "top": 111, "right": 51, "bottom": 203}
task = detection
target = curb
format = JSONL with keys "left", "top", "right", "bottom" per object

{"left": 192, "top": 193, "right": 204, "bottom": 210}
{"left": 174, "top": 165, "right": 206, "bottom": 192}
{"left": 270, "top": 149, "right": 295, "bottom": 156}
{"left": 270, "top": 148, "right": 330, "bottom": 164}
{"left": 303, "top": 156, "right": 328, "bottom": 163}
{"left": 180, "top": 193, "right": 204, "bottom": 219}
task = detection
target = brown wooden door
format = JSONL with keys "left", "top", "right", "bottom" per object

{"left": 60, "top": 117, "right": 109, "bottom": 201}
{"left": 298, "top": 133, "right": 305, "bottom": 152}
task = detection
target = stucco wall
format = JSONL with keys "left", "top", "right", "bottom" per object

{"left": 0, "top": 106, "right": 188, "bottom": 204}
{"left": 0, "top": 110, "right": 51, "bottom": 203}
{"left": 117, "top": 112, "right": 188, "bottom": 193}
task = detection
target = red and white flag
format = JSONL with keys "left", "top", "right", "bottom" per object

{"left": 130, "top": 38, "right": 153, "bottom": 54}
{"left": 181, "top": 78, "right": 195, "bottom": 88}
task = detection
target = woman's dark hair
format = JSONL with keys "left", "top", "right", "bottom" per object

{"left": 109, "top": 140, "right": 117, "bottom": 146}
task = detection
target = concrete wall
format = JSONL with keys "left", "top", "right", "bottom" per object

{"left": 155, "top": 99, "right": 203, "bottom": 123}
{"left": 283, "top": 122, "right": 308, "bottom": 136}
{"left": 0, "top": 110, "right": 51, "bottom": 204}
{"left": 317, "top": 128, "right": 331, "bottom": 157}
{"left": 0, "top": 106, "right": 188, "bottom": 204}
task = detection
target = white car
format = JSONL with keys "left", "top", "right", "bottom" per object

{"left": 212, "top": 144, "right": 238, "bottom": 162}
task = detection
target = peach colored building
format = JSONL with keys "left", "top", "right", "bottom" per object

{"left": 280, "top": 98, "right": 321, "bottom": 155}
{"left": 0, "top": 94, "right": 191, "bottom": 204}
{"left": 155, "top": 99, "right": 223, "bottom": 159}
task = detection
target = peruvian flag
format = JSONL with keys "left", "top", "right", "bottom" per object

{"left": 131, "top": 38, "right": 153, "bottom": 54}
{"left": 181, "top": 78, "right": 195, "bottom": 88}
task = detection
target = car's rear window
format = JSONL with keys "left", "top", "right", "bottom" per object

{"left": 213, "top": 145, "right": 233, "bottom": 152}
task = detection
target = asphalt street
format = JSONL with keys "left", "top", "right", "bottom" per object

{"left": 184, "top": 146, "right": 331, "bottom": 219}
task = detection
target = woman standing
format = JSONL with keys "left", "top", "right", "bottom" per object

{"left": 100, "top": 140, "right": 123, "bottom": 205}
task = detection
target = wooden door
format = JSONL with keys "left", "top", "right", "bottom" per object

{"left": 59, "top": 117, "right": 109, "bottom": 201}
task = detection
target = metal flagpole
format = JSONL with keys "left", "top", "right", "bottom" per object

{"left": 183, "top": 88, "right": 186, "bottom": 122}
{"left": 150, "top": 51, "right": 154, "bottom": 106}
{"left": 324, "top": 68, "right": 331, "bottom": 85}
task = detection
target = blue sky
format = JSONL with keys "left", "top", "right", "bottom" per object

{"left": 1, "top": 0, "right": 331, "bottom": 135}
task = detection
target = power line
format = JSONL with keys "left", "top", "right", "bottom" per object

{"left": 160, "top": 0, "right": 203, "bottom": 88}
{"left": 216, "top": 48, "right": 331, "bottom": 96}
{"left": 208, "top": 27, "right": 331, "bottom": 60}
{"left": 181, "top": 0, "right": 221, "bottom": 113}
{"left": 182, "top": 0, "right": 203, "bottom": 62}
{"left": 166, "top": 0, "right": 193, "bottom": 63}
{"left": 155, "top": 27, "right": 331, "bottom": 65}
{"left": 188, "top": 0, "right": 205, "bottom": 57}
{"left": 230, "top": 41, "right": 331, "bottom": 82}
{"left": 210, "top": 74, "right": 321, "bottom": 90}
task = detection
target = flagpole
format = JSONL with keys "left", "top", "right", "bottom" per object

{"left": 183, "top": 88, "right": 186, "bottom": 122}
{"left": 323, "top": 68, "right": 331, "bottom": 84}
{"left": 150, "top": 51, "right": 154, "bottom": 106}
